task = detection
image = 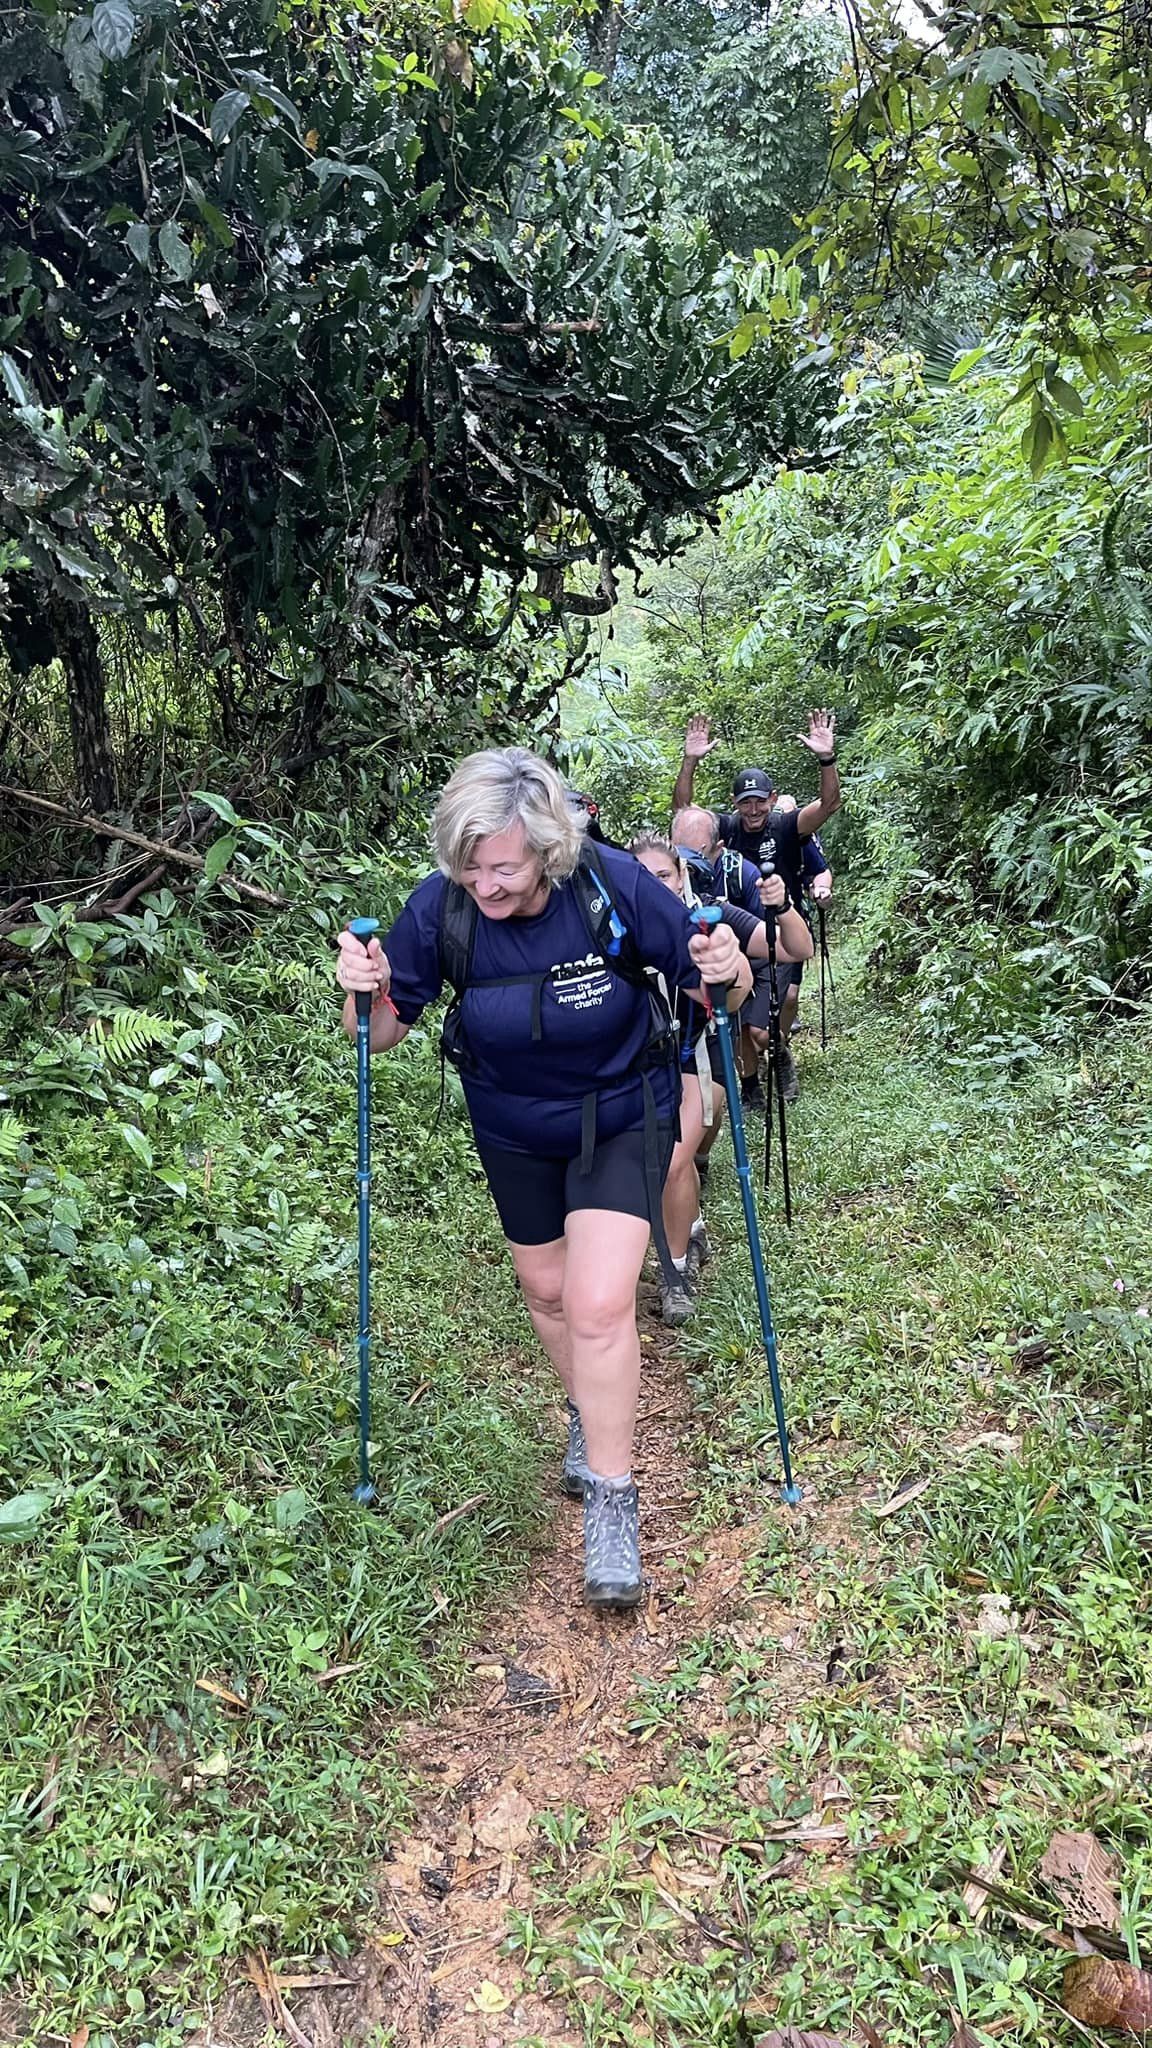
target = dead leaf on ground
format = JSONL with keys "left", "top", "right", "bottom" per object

{"left": 473, "top": 1785, "right": 534, "bottom": 1853}
{"left": 1062, "top": 1955, "right": 1152, "bottom": 2035}
{"left": 194, "top": 1676, "right": 249, "bottom": 1710}
{"left": 946, "top": 2025, "right": 981, "bottom": 2048}
{"left": 1039, "top": 1829, "right": 1121, "bottom": 1931}
{"left": 962, "top": 1843, "right": 1008, "bottom": 1923}
{"left": 808, "top": 1771, "right": 852, "bottom": 1817}
{"left": 756, "top": 2030, "right": 852, "bottom": 2047}
{"left": 469, "top": 1979, "right": 510, "bottom": 2014}
{"left": 957, "top": 1432, "right": 1022, "bottom": 1457}
{"left": 868, "top": 1474, "right": 932, "bottom": 1519}
{"left": 70, "top": 2027, "right": 90, "bottom": 2048}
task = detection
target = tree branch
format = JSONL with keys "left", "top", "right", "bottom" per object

{"left": 0, "top": 786, "right": 289, "bottom": 910}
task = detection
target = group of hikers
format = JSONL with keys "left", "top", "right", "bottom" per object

{"left": 336, "top": 711, "right": 840, "bottom": 1612}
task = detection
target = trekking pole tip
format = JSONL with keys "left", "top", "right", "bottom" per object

{"left": 781, "top": 1482, "right": 803, "bottom": 1507}
{"left": 353, "top": 1479, "right": 378, "bottom": 1506}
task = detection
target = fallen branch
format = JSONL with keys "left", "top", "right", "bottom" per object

{"left": 425, "top": 1493, "right": 487, "bottom": 1541}
{"left": 0, "top": 785, "right": 288, "bottom": 910}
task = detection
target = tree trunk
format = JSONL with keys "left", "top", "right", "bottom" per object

{"left": 47, "top": 593, "right": 116, "bottom": 812}
{"left": 587, "top": 0, "right": 625, "bottom": 82}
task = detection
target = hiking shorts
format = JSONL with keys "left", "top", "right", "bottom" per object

{"left": 775, "top": 959, "right": 804, "bottom": 1004}
{"left": 740, "top": 959, "right": 776, "bottom": 1032}
{"left": 475, "top": 1124, "right": 676, "bottom": 1246}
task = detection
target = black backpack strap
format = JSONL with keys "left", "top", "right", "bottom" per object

{"left": 440, "top": 879, "right": 477, "bottom": 994}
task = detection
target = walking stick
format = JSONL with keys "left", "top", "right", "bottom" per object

{"left": 691, "top": 906, "right": 801, "bottom": 1504}
{"left": 818, "top": 904, "right": 840, "bottom": 1038}
{"left": 348, "top": 916, "right": 379, "bottom": 1504}
{"left": 758, "top": 839, "right": 793, "bottom": 1225}
{"left": 818, "top": 903, "right": 828, "bottom": 1050}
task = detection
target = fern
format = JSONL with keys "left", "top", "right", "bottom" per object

{"left": 90, "top": 1009, "right": 172, "bottom": 1064}
{"left": 0, "top": 1113, "right": 27, "bottom": 1162}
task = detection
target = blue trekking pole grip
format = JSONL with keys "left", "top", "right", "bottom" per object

{"left": 691, "top": 905, "right": 801, "bottom": 1505}
{"left": 348, "top": 916, "right": 379, "bottom": 1505}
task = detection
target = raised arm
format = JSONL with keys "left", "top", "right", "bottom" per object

{"left": 796, "top": 709, "right": 841, "bottom": 837}
{"left": 672, "top": 714, "right": 719, "bottom": 816}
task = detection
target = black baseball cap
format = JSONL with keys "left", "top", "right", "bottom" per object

{"left": 732, "top": 767, "right": 776, "bottom": 802}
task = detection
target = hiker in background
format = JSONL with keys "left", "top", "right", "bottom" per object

{"left": 672, "top": 802, "right": 774, "bottom": 1114}
{"left": 566, "top": 788, "right": 624, "bottom": 850}
{"left": 630, "top": 832, "right": 812, "bottom": 1323}
{"left": 336, "top": 747, "right": 748, "bottom": 1614}
{"left": 672, "top": 711, "right": 840, "bottom": 1104}
{"left": 747, "top": 793, "right": 836, "bottom": 1097}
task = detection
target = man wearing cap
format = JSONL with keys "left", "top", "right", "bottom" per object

{"left": 672, "top": 710, "right": 840, "bottom": 1102}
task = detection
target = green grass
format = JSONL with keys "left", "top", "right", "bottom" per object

{"left": 0, "top": 891, "right": 550, "bottom": 2045}
{"left": 4, "top": 903, "right": 1152, "bottom": 2047}
{"left": 512, "top": 999, "right": 1152, "bottom": 2046}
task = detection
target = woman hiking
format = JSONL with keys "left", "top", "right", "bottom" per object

{"left": 336, "top": 748, "right": 749, "bottom": 1613}
{"left": 630, "top": 833, "right": 813, "bottom": 1325}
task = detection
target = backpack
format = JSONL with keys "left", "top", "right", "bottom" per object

{"left": 716, "top": 848, "right": 744, "bottom": 903}
{"left": 436, "top": 848, "right": 681, "bottom": 1281}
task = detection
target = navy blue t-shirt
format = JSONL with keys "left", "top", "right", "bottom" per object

{"left": 802, "top": 834, "right": 829, "bottom": 885}
{"left": 382, "top": 846, "right": 702, "bottom": 1155}
{"left": 712, "top": 850, "right": 762, "bottom": 916}
{"left": 718, "top": 807, "right": 805, "bottom": 905}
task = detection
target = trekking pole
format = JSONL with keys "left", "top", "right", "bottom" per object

{"left": 691, "top": 905, "right": 801, "bottom": 1504}
{"left": 820, "top": 905, "right": 841, "bottom": 1035}
{"left": 818, "top": 904, "right": 828, "bottom": 1051}
{"left": 758, "top": 839, "right": 793, "bottom": 1226}
{"left": 348, "top": 916, "right": 379, "bottom": 1505}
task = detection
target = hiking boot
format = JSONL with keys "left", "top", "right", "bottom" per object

{"left": 582, "top": 1478, "right": 642, "bottom": 1610}
{"left": 685, "top": 1220, "right": 711, "bottom": 1286}
{"left": 777, "top": 1044, "right": 799, "bottom": 1103}
{"left": 741, "top": 1075, "right": 766, "bottom": 1114}
{"left": 562, "top": 1399, "right": 588, "bottom": 1500}
{"left": 660, "top": 1271, "right": 695, "bottom": 1326}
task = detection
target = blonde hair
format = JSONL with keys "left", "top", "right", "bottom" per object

{"left": 630, "top": 830, "right": 680, "bottom": 865}
{"left": 432, "top": 747, "right": 585, "bottom": 886}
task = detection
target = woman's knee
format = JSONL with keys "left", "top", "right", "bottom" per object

{"left": 563, "top": 1276, "right": 637, "bottom": 1345}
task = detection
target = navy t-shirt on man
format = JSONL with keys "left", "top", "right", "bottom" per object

{"left": 717, "top": 808, "right": 808, "bottom": 912}
{"left": 381, "top": 845, "right": 702, "bottom": 1156}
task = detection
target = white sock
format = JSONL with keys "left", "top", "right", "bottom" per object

{"left": 588, "top": 1471, "right": 633, "bottom": 1490}
{"left": 672, "top": 1254, "right": 689, "bottom": 1275}
{"left": 689, "top": 1217, "right": 704, "bottom": 1239}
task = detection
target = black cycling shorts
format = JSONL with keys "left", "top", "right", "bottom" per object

{"left": 475, "top": 1123, "right": 676, "bottom": 1246}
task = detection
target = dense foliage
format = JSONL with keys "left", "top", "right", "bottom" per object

{"left": 607, "top": 0, "right": 845, "bottom": 260}
{"left": 589, "top": 338, "right": 1152, "bottom": 1058}
{"left": 1, "top": 0, "right": 810, "bottom": 822}
{"left": 812, "top": 0, "right": 1152, "bottom": 458}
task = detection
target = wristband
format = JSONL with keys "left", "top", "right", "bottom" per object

{"left": 815, "top": 753, "right": 837, "bottom": 765}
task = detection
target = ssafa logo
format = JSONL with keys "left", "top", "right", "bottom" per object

{"left": 588, "top": 895, "right": 604, "bottom": 914}
{"left": 551, "top": 952, "right": 612, "bottom": 1010}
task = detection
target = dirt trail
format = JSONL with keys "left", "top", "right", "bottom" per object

{"left": 206, "top": 1269, "right": 846, "bottom": 2048}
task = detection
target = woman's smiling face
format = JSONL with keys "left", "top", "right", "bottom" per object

{"left": 459, "top": 824, "right": 549, "bottom": 919}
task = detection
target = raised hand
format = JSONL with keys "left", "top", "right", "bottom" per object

{"left": 683, "top": 714, "right": 719, "bottom": 763}
{"left": 797, "top": 707, "right": 836, "bottom": 762}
